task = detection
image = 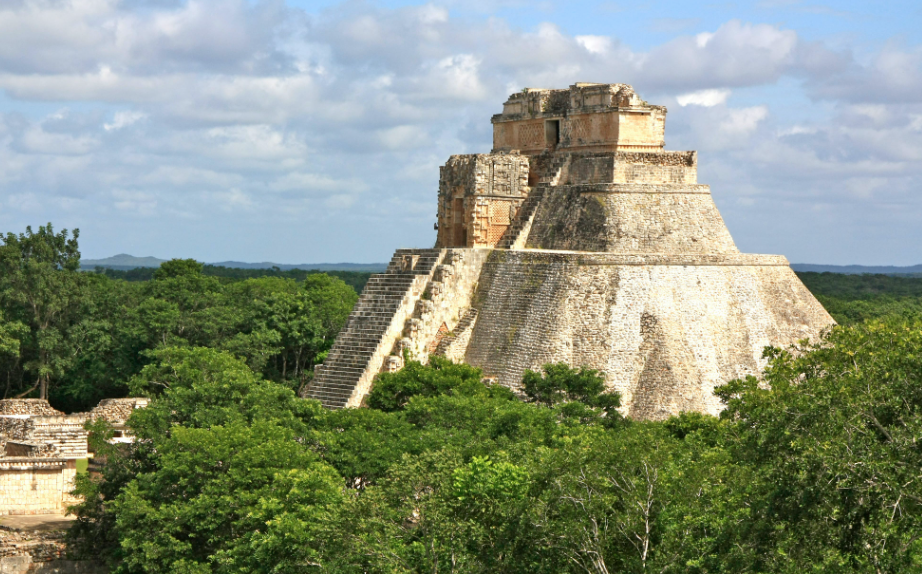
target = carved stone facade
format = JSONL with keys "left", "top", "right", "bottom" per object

{"left": 435, "top": 154, "right": 530, "bottom": 248}
{"left": 304, "top": 83, "right": 834, "bottom": 420}
{"left": 492, "top": 83, "right": 666, "bottom": 154}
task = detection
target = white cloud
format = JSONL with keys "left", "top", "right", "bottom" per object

{"left": 676, "top": 89, "right": 731, "bottom": 107}
{"left": 576, "top": 35, "right": 612, "bottom": 55}
{"left": 112, "top": 189, "right": 157, "bottom": 215}
{"left": 695, "top": 32, "right": 714, "bottom": 48}
{"left": 104, "top": 111, "right": 147, "bottom": 131}
{"left": 720, "top": 106, "right": 769, "bottom": 134}
{"left": 21, "top": 125, "right": 98, "bottom": 155}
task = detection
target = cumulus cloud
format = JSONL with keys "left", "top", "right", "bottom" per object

{"left": 721, "top": 106, "right": 769, "bottom": 134}
{"left": 104, "top": 111, "right": 147, "bottom": 131}
{"left": 576, "top": 35, "right": 612, "bottom": 55}
{"left": 0, "top": 0, "right": 919, "bottom": 264}
{"left": 677, "top": 89, "right": 731, "bottom": 107}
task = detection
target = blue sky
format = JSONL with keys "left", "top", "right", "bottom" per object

{"left": 0, "top": 0, "right": 920, "bottom": 264}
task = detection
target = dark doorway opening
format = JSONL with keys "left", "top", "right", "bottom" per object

{"left": 545, "top": 120, "right": 560, "bottom": 148}
{"left": 452, "top": 197, "right": 466, "bottom": 247}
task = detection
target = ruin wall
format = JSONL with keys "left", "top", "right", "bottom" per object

{"left": 1, "top": 526, "right": 106, "bottom": 573}
{"left": 436, "top": 154, "right": 529, "bottom": 248}
{"left": 0, "top": 402, "right": 62, "bottom": 417}
{"left": 0, "top": 460, "right": 75, "bottom": 515}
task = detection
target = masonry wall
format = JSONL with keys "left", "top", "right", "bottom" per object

{"left": 26, "top": 419, "right": 88, "bottom": 461}
{"left": 613, "top": 110, "right": 666, "bottom": 150}
{"left": 524, "top": 184, "right": 739, "bottom": 255}
{"left": 399, "top": 249, "right": 490, "bottom": 362}
{"left": 1, "top": 527, "right": 106, "bottom": 573}
{"left": 464, "top": 251, "right": 833, "bottom": 420}
{"left": 0, "top": 402, "right": 62, "bottom": 417}
{"left": 565, "top": 151, "right": 697, "bottom": 185}
{"left": 0, "top": 462, "right": 68, "bottom": 515}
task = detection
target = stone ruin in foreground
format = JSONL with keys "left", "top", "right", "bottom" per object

{"left": 304, "top": 83, "right": 834, "bottom": 420}
{"left": 0, "top": 398, "right": 148, "bottom": 516}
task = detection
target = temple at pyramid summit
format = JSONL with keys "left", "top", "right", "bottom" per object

{"left": 303, "top": 83, "right": 834, "bottom": 420}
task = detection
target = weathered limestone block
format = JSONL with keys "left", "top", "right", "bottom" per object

{"left": 463, "top": 250, "right": 831, "bottom": 420}
{"left": 524, "top": 184, "right": 738, "bottom": 255}
{"left": 492, "top": 83, "right": 666, "bottom": 154}
{"left": 89, "top": 398, "right": 149, "bottom": 425}
{"left": 565, "top": 151, "right": 697, "bottom": 185}
{"left": 0, "top": 524, "right": 106, "bottom": 573}
{"left": 0, "top": 398, "right": 150, "bottom": 517}
{"left": 0, "top": 461, "right": 68, "bottom": 515}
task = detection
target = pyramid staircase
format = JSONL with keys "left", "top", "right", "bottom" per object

{"left": 432, "top": 308, "right": 479, "bottom": 357}
{"left": 496, "top": 153, "right": 571, "bottom": 250}
{"left": 303, "top": 249, "right": 445, "bottom": 409}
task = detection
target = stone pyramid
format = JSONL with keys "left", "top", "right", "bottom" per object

{"left": 303, "top": 83, "right": 834, "bottom": 420}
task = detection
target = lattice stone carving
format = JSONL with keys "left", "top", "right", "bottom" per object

{"left": 568, "top": 118, "right": 590, "bottom": 142}
{"left": 517, "top": 123, "right": 543, "bottom": 148}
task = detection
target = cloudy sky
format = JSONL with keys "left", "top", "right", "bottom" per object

{"left": 1, "top": 0, "right": 920, "bottom": 264}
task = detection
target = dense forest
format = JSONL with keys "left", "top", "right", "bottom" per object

{"left": 0, "top": 225, "right": 358, "bottom": 411}
{"left": 3, "top": 224, "right": 922, "bottom": 573}
{"left": 93, "top": 265, "right": 373, "bottom": 294}
{"left": 796, "top": 271, "right": 922, "bottom": 325}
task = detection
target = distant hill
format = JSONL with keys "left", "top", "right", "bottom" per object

{"left": 81, "top": 254, "right": 387, "bottom": 273}
{"left": 82, "top": 254, "right": 166, "bottom": 269}
{"left": 209, "top": 261, "right": 388, "bottom": 272}
{"left": 791, "top": 263, "right": 922, "bottom": 276}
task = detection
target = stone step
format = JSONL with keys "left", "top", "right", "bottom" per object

{"left": 312, "top": 381, "right": 359, "bottom": 393}
{"left": 306, "top": 249, "right": 446, "bottom": 409}
{"left": 325, "top": 353, "right": 375, "bottom": 363}
{"left": 323, "top": 356, "right": 374, "bottom": 366}
{"left": 343, "top": 318, "right": 396, "bottom": 326}
{"left": 310, "top": 391, "right": 358, "bottom": 404}
{"left": 336, "top": 327, "right": 390, "bottom": 336}
{"left": 311, "top": 388, "right": 357, "bottom": 398}
{"left": 326, "top": 351, "right": 374, "bottom": 360}
{"left": 319, "top": 363, "right": 365, "bottom": 377}
{"left": 308, "top": 381, "right": 356, "bottom": 392}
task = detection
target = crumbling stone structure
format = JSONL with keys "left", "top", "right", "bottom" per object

{"left": 0, "top": 398, "right": 148, "bottom": 516}
{"left": 304, "top": 83, "right": 834, "bottom": 420}
{"left": 435, "top": 154, "right": 530, "bottom": 249}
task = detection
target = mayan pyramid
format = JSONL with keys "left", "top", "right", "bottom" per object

{"left": 303, "top": 83, "right": 834, "bottom": 420}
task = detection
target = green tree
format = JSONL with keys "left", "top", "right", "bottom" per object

{"left": 0, "top": 223, "right": 84, "bottom": 399}
{"left": 114, "top": 422, "right": 342, "bottom": 574}
{"left": 53, "top": 274, "right": 145, "bottom": 411}
{"left": 715, "top": 319, "right": 922, "bottom": 573}
{"left": 70, "top": 347, "right": 337, "bottom": 572}
{"left": 367, "top": 356, "right": 511, "bottom": 412}
{"left": 0, "top": 310, "right": 26, "bottom": 359}
{"left": 522, "top": 363, "right": 622, "bottom": 426}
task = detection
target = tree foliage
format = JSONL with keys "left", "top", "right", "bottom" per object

{"left": 0, "top": 224, "right": 357, "bottom": 410}
{"left": 0, "top": 223, "right": 85, "bottom": 399}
